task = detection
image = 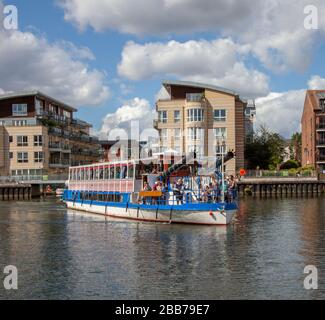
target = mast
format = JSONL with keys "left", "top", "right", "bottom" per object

{"left": 221, "top": 137, "right": 225, "bottom": 203}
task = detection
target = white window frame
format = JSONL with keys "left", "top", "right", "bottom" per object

{"left": 17, "top": 136, "right": 28, "bottom": 147}
{"left": 187, "top": 127, "right": 204, "bottom": 141}
{"left": 174, "top": 110, "right": 181, "bottom": 123}
{"left": 160, "top": 128, "right": 168, "bottom": 141}
{"left": 214, "top": 127, "right": 227, "bottom": 139}
{"left": 12, "top": 104, "right": 28, "bottom": 116}
{"left": 174, "top": 128, "right": 181, "bottom": 141}
{"left": 187, "top": 108, "right": 204, "bottom": 122}
{"left": 158, "top": 111, "right": 167, "bottom": 123}
{"left": 34, "top": 152, "right": 44, "bottom": 163}
{"left": 34, "top": 135, "right": 43, "bottom": 147}
{"left": 214, "top": 109, "right": 227, "bottom": 122}
{"left": 17, "top": 152, "right": 28, "bottom": 163}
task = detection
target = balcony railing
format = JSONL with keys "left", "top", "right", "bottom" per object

{"left": 316, "top": 140, "right": 325, "bottom": 146}
{"left": 316, "top": 123, "right": 325, "bottom": 130}
{"left": 71, "top": 118, "right": 91, "bottom": 128}
{"left": 48, "top": 127, "right": 99, "bottom": 144}
{"left": 317, "top": 155, "right": 325, "bottom": 162}
{"left": 49, "top": 142, "right": 71, "bottom": 152}
{"left": 49, "top": 159, "right": 71, "bottom": 167}
{"left": 38, "top": 111, "right": 71, "bottom": 124}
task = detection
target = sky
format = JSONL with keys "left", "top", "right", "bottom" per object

{"left": 0, "top": 0, "right": 325, "bottom": 138}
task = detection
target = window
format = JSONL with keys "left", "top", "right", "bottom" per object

{"left": 214, "top": 127, "right": 227, "bottom": 139}
{"left": 35, "top": 99, "right": 43, "bottom": 115}
{"left": 9, "top": 136, "right": 13, "bottom": 143}
{"left": 187, "top": 127, "right": 204, "bottom": 141}
{"left": 216, "top": 144, "right": 227, "bottom": 155}
{"left": 174, "top": 110, "right": 181, "bottom": 123}
{"left": 174, "top": 146, "right": 181, "bottom": 153}
{"left": 160, "top": 129, "right": 168, "bottom": 141}
{"left": 17, "top": 152, "right": 28, "bottom": 163}
{"left": 174, "top": 128, "right": 181, "bottom": 141}
{"left": 214, "top": 109, "right": 226, "bottom": 122}
{"left": 187, "top": 108, "right": 204, "bottom": 122}
{"left": 34, "top": 152, "right": 44, "bottom": 163}
{"left": 17, "top": 136, "right": 28, "bottom": 147}
{"left": 63, "top": 110, "right": 71, "bottom": 119}
{"left": 187, "top": 144, "right": 203, "bottom": 156}
{"left": 12, "top": 104, "right": 28, "bottom": 116}
{"left": 34, "top": 135, "right": 43, "bottom": 147}
{"left": 158, "top": 111, "right": 167, "bottom": 123}
{"left": 186, "top": 93, "right": 203, "bottom": 102}
{"left": 9, "top": 152, "right": 13, "bottom": 160}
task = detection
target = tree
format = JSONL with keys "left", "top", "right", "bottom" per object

{"left": 290, "top": 132, "right": 302, "bottom": 165}
{"left": 245, "top": 125, "right": 286, "bottom": 170}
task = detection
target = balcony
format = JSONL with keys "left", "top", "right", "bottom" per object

{"left": 71, "top": 118, "right": 91, "bottom": 128}
{"left": 71, "top": 147, "right": 101, "bottom": 157}
{"left": 49, "top": 142, "right": 71, "bottom": 153}
{"left": 316, "top": 139, "right": 325, "bottom": 147}
{"left": 38, "top": 111, "right": 70, "bottom": 125}
{"left": 317, "top": 155, "right": 325, "bottom": 163}
{"left": 316, "top": 123, "right": 325, "bottom": 130}
{"left": 49, "top": 159, "right": 71, "bottom": 168}
{"left": 48, "top": 127, "right": 99, "bottom": 144}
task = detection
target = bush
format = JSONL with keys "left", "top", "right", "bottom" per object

{"left": 280, "top": 160, "right": 299, "bottom": 170}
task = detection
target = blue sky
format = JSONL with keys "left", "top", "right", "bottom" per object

{"left": 1, "top": 0, "right": 325, "bottom": 138}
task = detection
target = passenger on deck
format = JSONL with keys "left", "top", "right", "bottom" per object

{"left": 174, "top": 178, "right": 184, "bottom": 205}
{"left": 141, "top": 181, "right": 152, "bottom": 204}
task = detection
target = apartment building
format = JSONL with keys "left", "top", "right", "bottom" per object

{"left": 301, "top": 90, "right": 325, "bottom": 173}
{"left": 0, "top": 91, "right": 101, "bottom": 178}
{"left": 154, "top": 80, "right": 247, "bottom": 173}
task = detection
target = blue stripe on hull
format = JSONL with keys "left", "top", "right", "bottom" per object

{"left": 63, "top": 190, "right": 238, "bottom": 212}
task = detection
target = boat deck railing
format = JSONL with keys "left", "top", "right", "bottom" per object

{"left": 137, "top": 188, "right": 238, "bottom": 206}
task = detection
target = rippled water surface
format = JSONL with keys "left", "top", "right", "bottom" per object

{"left": 0, "top": 197, "right": 325, "bottom": 300}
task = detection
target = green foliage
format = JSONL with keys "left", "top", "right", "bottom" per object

{"left": 41, "top": 119, "right": 56, "bottom": 127}
{"left": 245, "top": 125, "right": 286, "bottom": 170}
{"left": 280, "top": 160, "right": 300, "bottom": 170}
{"left": 289, "top": 132, "right": 302, "bottom": 164}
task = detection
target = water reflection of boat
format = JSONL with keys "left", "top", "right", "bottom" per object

{"left": 63, "top": 153, "right": 238, "bottom": 226}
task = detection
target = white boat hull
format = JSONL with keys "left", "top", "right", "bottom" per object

{"left": 66, "top": 201, "right": 236, "bottom": 225}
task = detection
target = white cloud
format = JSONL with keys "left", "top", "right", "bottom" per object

{"left": 59, "top": 0, "right": 325, "bottom": 73}
{"left": 0, "top": 29, "right": 110, "bottom": 107}
{"left": 118, "top": 39, "right": 269, "bottom": 98}
{"left": 255, "top": 90, "right": 306, "bottom": 138}
{"left": 308, "top": 75, "right": 325, "bottom": 89}
{"left": 99, "top": 97, "right": 156, "bottom": 139}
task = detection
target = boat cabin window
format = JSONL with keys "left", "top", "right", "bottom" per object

{"left": 80, "top": 169, "right": 84, "bottom": 180}
{"left": 90, "top": 168, "right": 94, "bottom": 180}
{"left": 115, "top": 165, "right": 121, "bottom": 179}
{"left": 128, "top": 164, "right": 134, "bottom": 179}
{"left": 109, "top": 166, "right": 114, "bottom": 179}
{"left": 104, "top": 166, "right": 109, "bottom": 180}
{"left": 99, "top": 167, "right": 104, "bottom": 180}
{"left": 121, "top": 165, "right": 127, "bottom": 179}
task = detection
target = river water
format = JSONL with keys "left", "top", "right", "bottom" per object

{"left": 0, "top": 197, "right": 325, "bottom": 300}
